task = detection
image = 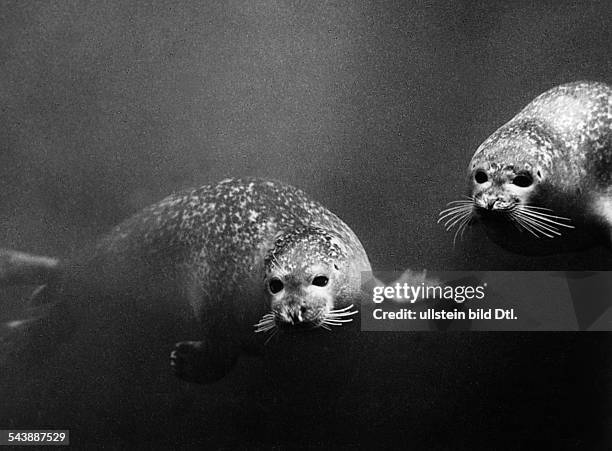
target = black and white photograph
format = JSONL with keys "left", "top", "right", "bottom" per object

{"left": 0, "top": 1, "right": 611, "bottom": 449}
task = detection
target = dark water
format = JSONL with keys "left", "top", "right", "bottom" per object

{"left": 1, "top": 1, "right": 611, "bottom": 448}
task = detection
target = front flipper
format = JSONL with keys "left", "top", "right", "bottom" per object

{"left": 0, "top": 301, "right": 74, "bottom": 369}
{"left": 170, "top": 338, "right": 238, "bottom": 384}
{"left": 0, "top": 250, "right": 60, "bottom": 287}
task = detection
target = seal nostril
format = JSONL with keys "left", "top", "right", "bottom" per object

{"left": 289, "top": 310, "right": 302, "bottom": 323}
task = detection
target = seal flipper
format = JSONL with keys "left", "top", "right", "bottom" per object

{"left": 0, "top": 250, "right": 60, "bottom": 287}
{"left": 170, "top": 338, "right": 239, "bottom": 384}
{"left": 0, "top": 301, "right": 74, "bottom": 370}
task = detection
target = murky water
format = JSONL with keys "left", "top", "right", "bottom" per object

{"left": 1, "top": 1, "right": 611, "bottom": 448}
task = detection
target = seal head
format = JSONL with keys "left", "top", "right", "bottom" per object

{"left": 440, "top": 81, "right": 612, "bottom": 254}
{"left": 256, "top": 226, "right": 360, "bottom": 333}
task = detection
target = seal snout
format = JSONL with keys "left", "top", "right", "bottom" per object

{"left": 264, "top": 268, "right": 337, "bottom": 330}
{"left": 273, "top": 290, "right": 328, "bottom": 329}
{"left": 479, "top": 197, "right": 506, "bottom": 211}
{"left": 278, "top": 294, "right": 311, "bottom": 325}
{"left": 474, "top": 194, "right": 516, "bottom": 213}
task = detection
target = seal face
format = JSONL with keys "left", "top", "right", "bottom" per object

{"left": 254, "top": 226, "right": 361, "bottom": 334}
{"left": 2, "top": 178, "right": 371, "bottom": 384}
{"left": 440, "top": 81, "right": 612, "bottom": 254}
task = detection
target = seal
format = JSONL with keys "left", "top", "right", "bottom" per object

{"left": 1, "top": 178, "right": 371, "bottom": 383}
{"left": 439, "top": 81, "right": 612, "bottom": 255}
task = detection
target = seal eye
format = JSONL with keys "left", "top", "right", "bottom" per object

{"left": 513, "top": 174, "right": 533, "bottom": 187}
{"left": 312, "top": 276, "right": 329, "bottom": 287}
{"left": 268, "top": 278, "right": 284, "bottom": 294}
{"left": 474, "top": 170, "right": 488, "bottom": 184}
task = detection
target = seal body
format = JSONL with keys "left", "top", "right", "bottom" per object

{"left": 2, "top": 178, "right": 371, "bottom": 383}
{"left": 440, "top": 81, "right": 612, "bottom": 255}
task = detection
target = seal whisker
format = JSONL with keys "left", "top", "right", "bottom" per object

{"left": 441, "top": 200, "right": 473, "bottom": 208}
{"left": 326, "top": 313, "right": 357, "bottom": 319}
{"left": 254, "top": 320, "right": 273, "bottom": 329}
{"left": 439, "top": 204, "right": 472, "bottom": 215}
{"left": 254, "top": 311, "right": 278, "bottom": 333}
{"left": 516, "top": 220, "right": 543, "bottom": 238}
{"left": 454, "top": 215, "right": 471, "bottom": 239}
{"left": 442, "top": 206, "right": 471, "bottom": 221}
{"left": 508, "top": 214, "right": 526, "bottom": 233}
{"left": 439, "top": 212, "right": 466, "bottom": 225}
{"left": 520, "top": 205, "right": 555, "bottom": 212}
{"left": 441, "top": 204, "right": 472, "bottom": 215}
{"left": 444, "top": 205, "right": 473, "bottom": 211}
{"left": 254, "top": 317, "right": 275, "bottom": 328}
{"left": 444, "top": 213, "right": 472, "bottom": 231}
{"left": 321, "top": 319, "right": 349, "bottom": 327}
{"left": 326, "top": 309, "right": 358, "bottom": 317}
{"left": 510, "top": 212, "right": 542, "bottom": 238}
{"left": 519, "top": 206, "right": 571, "bottom": 219}
{"left": 255, "top": 323, "right": 275, "bottom": 333}
{"left": 520, "top": 215, "right": 573, "bottom": 228}
{"left": 442, "top": 204, "right": 472, "bottom": 213}
{"left": 458, "top": 215, "right": 472, "bottom": 240}
{"left": 321, "top": 305, "right": 358, "bottom": 328}
{"left": 438, "top": 207, "right": 471, "bottom": 220}
{"left": 516, "top": 208, "right": 575, "bottom": 227}
{"left": 453, "top": 214, "right": 472, "bottom": 246}
{"left": 445, "top": 200, "right": 473, "bottom": 206}
{"left": 445, "top": 210, "right": 472, "bottom": 231}
{"left": 518, "top": 218, "right": 560, "bottom": 237}
{"left": 438, "top": 205, "right": 472, "bottom": 224}
{"left": 327, "top": 304, "right": 356, "bottom": 314}
{"left": 514, "top": 213, "right": 562, "bottom": 235}
{"left": 255, "top": 326, "right": 274, "bottom": 334}
{"left": 319, "top": 323, "right": 332, "bottom": 331}
{"left": 515, "top": 210, "right": 568, "bottom": 234}
{"left": 325, "top": 304, "right": 358, "bottom": 325}
{"left": 264, "top": 328, "right": 278, "bottom": 345}
{"left": 323, "top": 318, "right": 353, "bottom": 324}
{"left": 512, "top": 213, "right": 554, "bottom": 238}
{"left": 514, "top": 213, "right": 556, "bottom": 237}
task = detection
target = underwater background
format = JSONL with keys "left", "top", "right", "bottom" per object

{"left": 1, "top": 0, "right": 611, "bottom": 448}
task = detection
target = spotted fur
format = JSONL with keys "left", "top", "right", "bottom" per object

{"left": 441, "top": 81, "right": 612, "bottom": 254}
{"left": 471, "top": 81, "right": 611, "bottom": 191}
{"left": 95, "top": 178, "right": 369, "bottom": 312}
{"left": 2, "top": 178, "right": 371, "bottom": 383}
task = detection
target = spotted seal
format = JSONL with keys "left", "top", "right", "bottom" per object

{"left": 439, "top": 81, "right": 612, "bottom": 254}
{"left": 1, "top": 178, "right": 371, "bottom": 383}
